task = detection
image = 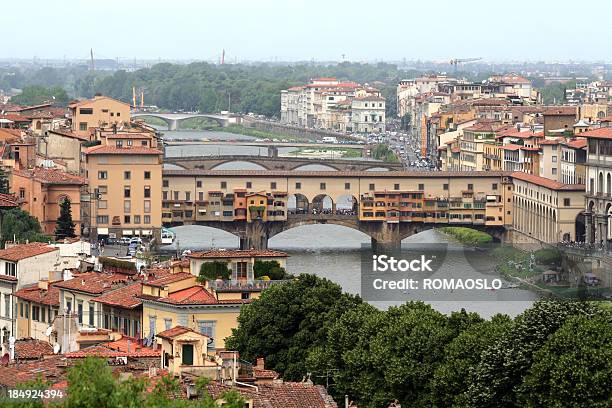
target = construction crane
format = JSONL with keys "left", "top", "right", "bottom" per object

{"left": 132, "top": 86, "right": 146, "bottom": 109}
{"left": 449, "top": 57, "right": 482, "bottom": 74}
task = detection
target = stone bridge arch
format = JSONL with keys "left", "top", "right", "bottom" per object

{"left": 207, "top": 160, "right": 270, "bottom": 171}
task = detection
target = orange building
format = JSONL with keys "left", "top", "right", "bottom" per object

{"left": 11, "top": 167, "right": 87, "bottom": 236}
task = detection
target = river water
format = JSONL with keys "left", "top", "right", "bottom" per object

{"left": 160, "top": 130, "right": 538, "bottom": 317}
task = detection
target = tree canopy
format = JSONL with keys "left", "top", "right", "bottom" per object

{"left": 0, "top": 208, "right": 50, "bottom": 245}
{"left": 224, "top": 274, "right": 362, "bottom": 380}
{"left": 11, "top": 85, "right": 69, "bottom": 106}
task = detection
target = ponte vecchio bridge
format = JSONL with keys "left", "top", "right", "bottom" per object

{"left": 161, "top": 170, "right": 514, "bottom": 249}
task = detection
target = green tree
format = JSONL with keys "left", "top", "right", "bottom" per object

{"left": 0, "top": 168, "right": 10, "bottom": 194}
{"left": 225, "top": 274, "right": 362, "bottom": 380}
{"left": 11, "top": 85, "right": 69, "bottom": 106}
{"left": 518, "top": 314, "right": 612, "bottom": 408}
{"left": 0, "top": 208, "right": 50, "bottom": 245}
{"left": 430, "top": 314, "right": 513, "bottom": 407}
{"left": 197, "top": 261, "right": 230, "bottom": 282}
{"left": 466, "top": 299, "right": 602, "bottom": 408}
{"left": 55, "top": 198, "right": 76, "bottom": 240}
{"left": 253, "top": 260, "right": 288, "bottom": 280}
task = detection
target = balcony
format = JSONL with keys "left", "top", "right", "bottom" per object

{"left": 208, "top": 279, "right": 290, "bottom": 292}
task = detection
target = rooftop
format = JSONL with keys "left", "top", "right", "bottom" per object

{"left": 53, "top": 272, "right": 130, "bottom": 295}
{"left": 579, "top": 127, "right": 612, "bottom": 140}
{"left": 85, "top": 145, "right": 163, "bottom": 155}
{"left": 14, "top": 339, "right": 55, "bottom": 360}
{"left": 0, "top": 243, "right": 57, "bottom": 262}
{"left": 13, "top": 167, "right": 87, "bottom": 185}
{"left": 156, "top": 325, "right": 206, "bottom": 340}
{"left": 511, "top": 172, "right": 585, "bottom": 191}
{"left": 14, "top": 282, "right": 60, "bottom": 306}
{"left": 188, "top": 249, "right": 288, "bottom": 259}
{"left": 163, "top": 169, "right": 512, "bottom": 178}
{"left": 144, "top": 272, "right": 194, "bottom": 287}
{"left": 92, "top": 282, "right": 143, "bottom": 309}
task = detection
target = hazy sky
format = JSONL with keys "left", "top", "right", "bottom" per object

{"left": 2, "top": 0, "right": 611, "bottom": 62}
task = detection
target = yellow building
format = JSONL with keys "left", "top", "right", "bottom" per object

{"left": 138, "top": 272, "right": 257, "bottom": 351}
{"left": 68, "top": 95, "right": 131, "bottom": 138}
{"left": 14, "top": 279, "right": 60, "bottom": 340}
{"left": 85, "top": 142, "right": 163, "bottom": 240}
{"left": 188, "top": 249, "right": 288, "bottom": 281}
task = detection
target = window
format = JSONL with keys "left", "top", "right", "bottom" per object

{"left": 492, "top": 183, "right": 498, "bottom": 190}
{"left": 124, "top": 200, "right": 131, "bottom": 213}
{"left": 295, "top": 182, "right": 301, "bottom": 189}
{"left": 79, "top": 122, "right": 88, "bottom": 131}
{"left": 124, "top": 187, "right": 132, "bottom": 198}
{"left": 19, "top": 302, "right": 23, "bottom": 317}
{"left": 345, "top": 182, "right": 351, "bottom": 189}
{"left": 116, "top": 112, "right": 121, "bottom": 117}
{"left": 198, "top": 192, "right": 204, "bottom": 201}
{"left": 418, "top": 183, "right": 425, "bottom": 190}
{"left": 110, "top": 112, "right": 114, "bottom": 117}
{"left": 124, "top": 215, "right": 131, "bottom": 224}
{"left": 66, "top": 299, "right": 72, "bottom": 313}
{"left": 144, "top": 200, "right": 151, "bottom": 213}
{"left": 123, "top": 171, "right": 131, "bottom": 180}
{"left": 32, "top": 306, "right": 40, "bottom": 322}
{"left": 196, "top": 180, "right": 202, "bottom": 188}
{"left": 320, "top": 182, "right": 326, "bottom": 190}
{"left": 127, "top": 139, "right": 133, "bottom": 147}
{"left": 163, "top": 180, "right": 169, "bottom": 188}
{"left": 369, "top": 183, "right": 375, "bottom": 190}
{"left": 552, "top": 156, "right": 557, "bottom": 163}
{"left": 271, "top": 182, "right": 277, "bottom": 190}
{"left": 97, "top": 200, "right": 107, "bottom": 209}
{"left": 79, "top": 108, "right": 93, "bottom": 115}
{"left": 41, "top": 307, "right": 46, "bottom": 323}
{"left": 3, "top": 294, "right": 10, "bottom": 318}
{"left": 19, "top": 188, "right": 25, "bottom": 199}
{"left": 564, "top": 198, "right": 571, "bottom": 206}
{"left": 467, "top": 183, "right": 474, "bottom": 190}
{"left": 162, "top": 191, "right": 168, "bottom": 200}
{"left": 88, "top": 303, "right": 95, "bottom": 326}
{"left": 236, "top": 262, "right": 248, "bottom": 279}
{"left": 144, "top": 171, "right": 151, "bottom": 180}
{"left": 116, "top": 140, "right": 123, "bottom": 147}
{"left": 77, "top": 301, "right": 83, "bottom": 324}
{"left": 134, "top": 215, "right": 141, "bottom": 224}
{"left": 144, "top": 186, "right": 151, "bottom": 198}
{"left": 221, "top": 181, "right": 227, "bottom": 189}
{"left": 96, "top": 215, "right": 109, "bottom": 224}
{"left": 394, "top": 183, "right": 400, "bottom": 190}
{"left": 443, "top": 183, "right": 449, "bottom": 191}
{"left": 552, "top": 168, "right": 557, "bottom": 175}
{"left": 197, "top": 321, "right": 216, "bottom": 349}
{"left": 246, "top": 182, "right": 252, "bottom": 189}
{"left": 164, "top": 318, "right": 172, "bottom": 330}
{"left": 144, "top": 215, "right": 151, "bottom": 224}
{"left": 5, "top": 262, "right": 16, "bottom": 277}
{"left": 98, "top": 171, "right": 108, "bottom": 180}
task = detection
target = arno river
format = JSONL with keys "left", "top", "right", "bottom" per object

{"left": 161, "top": 129, "right": 538, "bottom": 317}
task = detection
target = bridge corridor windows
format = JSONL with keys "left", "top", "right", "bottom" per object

{"left": 312, "top": 194, "right": 334, "bottom": 214}
{"left": 288, "top": 194, "right": 309, "bottom": 214}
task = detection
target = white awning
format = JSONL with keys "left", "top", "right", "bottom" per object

{"left": 141, "top": 230, "right": 152, "bottom": 236}
{"left": 97, "top": 227, "right": 109, "bottom": 235}
{"left": 122, "top": 230, "right": 133, "bottom": 236}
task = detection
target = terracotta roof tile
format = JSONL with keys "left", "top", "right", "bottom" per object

{"left": 64, "top": 343, "right": 159, "bottom": 358}
{"left": 0, "top": 243, "right": 57, "bottom": 262}
{"left": 205, "top": 382, "right": 337, "bottom": 408}
{"left": 14, "top": 339, "right": 54, "bottom": 360}
{"left": 145, "top": 272, "right": 194, "bottom": 287}
{"left": 0, "top": 356, "right": 67, "bottom": 387}
{"left": 543, "top": 106, "right": 577, "bottom": 116}
{"left": 156, "top": 325, "right": 205, "bottom": 340}
{"left": 512, "top": 172, "right": 585, "bottom": 191}
{"left": 580, "top": 127, "right": 612, "bottom": 139}
{"left": 48, "top": 129, "right": 89, "bottom": 141}
{"left": 188, "top": 249, "right": 288, "bottom": 259}
{"left": 165, "top": 286, "right": 218, "bottom": 304}
{"left": 92, "top": 282, "right": 143, "bottom": 309}
{"left": 85, "top": 145, "right": 163, "bottom": 155}
{"left": 54, "top": 272, "right": 129, "bottom": 294}
{"left": 0, "top": 193, "right": 19, "bottom": 208}
{"left": 13, "top": 167, "right": 86, "bottom": 185}
{"left": 15, "top": 283, "right": 60, "bottom": 306}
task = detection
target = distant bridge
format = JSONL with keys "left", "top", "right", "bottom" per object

{"left": 164, "top": 155, "right": 403, "bottom": 171}
{"left": 164, "top": 140, "right": 366, "bottom": 150}
{"left": 132, "top": 112, "right": 237, "bottom": 130}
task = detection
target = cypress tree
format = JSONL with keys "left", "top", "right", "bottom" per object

{"left": 55, "top": 198, "right": 76, "bottom": 239}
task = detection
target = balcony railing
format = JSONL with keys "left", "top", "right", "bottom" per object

{"left": 208, "top": 279, "right": 291, "bottom": 292}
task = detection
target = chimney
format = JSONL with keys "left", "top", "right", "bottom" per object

{"left": 256, "top": 357, "right": 265, "bottom": 370}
